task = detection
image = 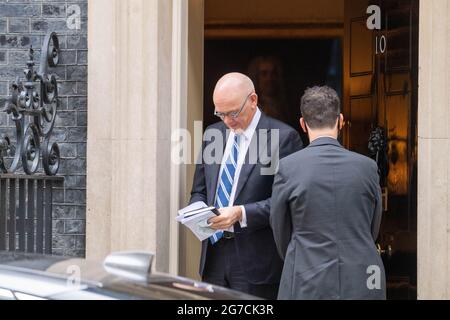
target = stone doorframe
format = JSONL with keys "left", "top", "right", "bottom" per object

{"left": 87, "top": 0, "right": 203, "bottom": 275}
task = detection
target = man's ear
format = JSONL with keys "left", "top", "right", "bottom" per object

{"left": 339, "top": 114, "right": 344, "bottom": 131}
{"left": 251, "top": 93, "right": 258, "bottom": 108}
{"left": 300, "top": 118, "right": 308, "bottom": 134}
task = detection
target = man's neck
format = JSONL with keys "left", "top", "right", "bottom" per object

{"left": 308, "top": 130, "right": 338, "bottom": 143}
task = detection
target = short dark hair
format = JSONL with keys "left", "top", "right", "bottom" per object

{"left": 300, "top": 86, "right": 340, "bottom": 129}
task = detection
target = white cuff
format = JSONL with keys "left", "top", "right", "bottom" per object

{"left": 239, "top": 205, "right": 248, "bottom": 228}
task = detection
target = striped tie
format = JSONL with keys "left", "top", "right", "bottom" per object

{"left": 210, "top": 135, "right": 240, "bottom": 245}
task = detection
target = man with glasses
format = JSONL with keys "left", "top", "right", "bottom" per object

{"left": 190, "top": 72, "right": 303, "bottom": 299}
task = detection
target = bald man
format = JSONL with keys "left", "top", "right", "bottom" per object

{"left": 189, "top": 73, "right": 303, "bottom": 299}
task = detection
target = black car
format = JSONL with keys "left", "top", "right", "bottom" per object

{"left": 0, "top": 251, "right": 260, "bottom": 300}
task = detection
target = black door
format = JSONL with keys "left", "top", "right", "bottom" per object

{"left": 343, "top": 0, "right": 418, "bottom": 300}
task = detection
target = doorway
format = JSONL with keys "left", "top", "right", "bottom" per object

{"left": 204, "top": 38, "right": 342, "bottom": 145}
{"left": 182, "top": 0, "right": 419, "bottom": 300}
{"left": 343, "top": 0, "right": 418, "bottom": 299}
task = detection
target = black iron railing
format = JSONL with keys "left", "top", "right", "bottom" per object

{"left": 0, "top": 175, "right": 63, "bottom": 254}
{"left": 0, "top": 32, "right": 61, "bottom": 176}
{"left": 0, "top": 32, "right": 64, "bottom": 254}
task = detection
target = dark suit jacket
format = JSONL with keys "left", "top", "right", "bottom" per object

{"left": 270, "top": 137, "right": 386, "bottom": 299}
{"left": 190, "top": 112, "right": 303, "bottom": 285}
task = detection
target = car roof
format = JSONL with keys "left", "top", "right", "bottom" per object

{"left": 0, "top": 252, "right": 260, "bottom": 300}
{"left": 0, "top": 251, "right": 68, "bottom": 271}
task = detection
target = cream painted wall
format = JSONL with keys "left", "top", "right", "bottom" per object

{"left": 205, "top": 0, "right": 344, "bottom": 23}
{"left": 87, "top": 0, "right": 173, "bottom": 272}
{"left": 417, "top": 0, "right": 450, "bottom": 300}
{"left": 87, "top": 0, "right": 205, "bottom": 276}
{"left": 180, "top": 0, "right": 205, "bottom": 280}
{"left": 171, "top": 0, "right": 205, "bottom": 279}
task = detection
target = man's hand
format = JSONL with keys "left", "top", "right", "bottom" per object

{"left": 208, "top": 206, "right": 242, "bottom": 230}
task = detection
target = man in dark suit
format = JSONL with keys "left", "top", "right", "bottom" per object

{"left": 270, "top": 86, "right": 386, "bottom": 300}
{"left": 190, "top": 73, "right": 303, "bottom": 299}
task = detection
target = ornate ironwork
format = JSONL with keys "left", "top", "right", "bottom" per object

{"left": 368, "top": 126, "right": 389, "bottom": 187}
{"left": 0, "top": 32, "right": 61, "bottom": 176}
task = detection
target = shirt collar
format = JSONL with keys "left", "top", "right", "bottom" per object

{"left": 312, "top": 135, "right": 337, "bottom": 141}
{"left": 238, "top": 108, "right": 261, "bottom": 142}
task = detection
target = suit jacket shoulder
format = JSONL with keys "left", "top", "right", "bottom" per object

{"left": 264, "top": 115, "right": 299, "bottom": 135}
{"left": 278, "top": 140, "right": 379, "bottom": 182}
{"left": 204, "top": 112, "right": 298, "bottom": 135}
{"left": 262, "top": 114, "right": 304, "bottom": 156}
{"left": 347, "top": 149, "right": 378, "bottom": 171}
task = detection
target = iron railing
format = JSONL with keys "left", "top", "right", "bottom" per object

{"left": 0, "top": 32, "right": 61, "bottom": 176}
{"left": 0, "top": 32, "right": 64, "bottom": 254}
{"left": 0, "top": 175, "right": 63, "bottom": 254}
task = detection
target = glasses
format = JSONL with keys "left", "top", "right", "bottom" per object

{"left": 214, "top": 92, "right": 253, "bottom": 120}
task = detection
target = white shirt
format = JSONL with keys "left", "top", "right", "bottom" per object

{"left": 215, "top": 108, "right": 262, "bottom": 231}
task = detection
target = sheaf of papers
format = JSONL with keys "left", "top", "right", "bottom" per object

{"left": 177, "top": 201, "right": 219, "bottom": 241}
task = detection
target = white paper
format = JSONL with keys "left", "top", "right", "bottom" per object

{"left": 178, "top": 201, "right": 207, "bottom": 216}
{"left": 177, "top": 201, "right": 220, "bottom": 241}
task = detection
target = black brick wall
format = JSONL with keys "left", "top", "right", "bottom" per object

{"left": 0, "top": 0, "right": 87, "bottom": 257}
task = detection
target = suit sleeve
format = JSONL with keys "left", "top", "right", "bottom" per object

{"left": 370, "top": 162, "right": 383, "bottom": 241}
{"left": 244, "top": 129, "right": 303, "bottom": 231}
{"left": 189, "top": 141, "right": 208, "bottom": 205}
{"left": 270, "top": 162, "right": 292, "bottom": 260}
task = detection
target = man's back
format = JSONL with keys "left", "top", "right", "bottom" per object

{"left": 271, "top": 137, "right": 386, "bottom": 300}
